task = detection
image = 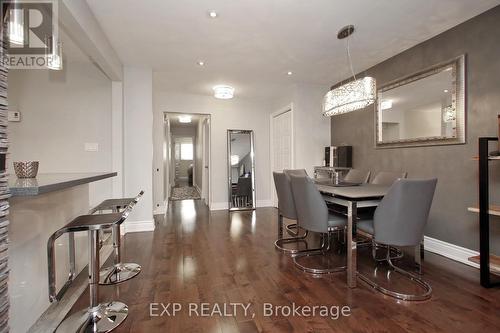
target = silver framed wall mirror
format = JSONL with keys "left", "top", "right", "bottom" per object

{"left": 227, "top": 130, "right": 256, "bottom": 211}
{"left": 375, "top": 55, "right": 466, "bottom": 148}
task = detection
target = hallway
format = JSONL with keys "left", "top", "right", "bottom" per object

{"left": 67, "top": 201, "right": 500, "bottom": 333}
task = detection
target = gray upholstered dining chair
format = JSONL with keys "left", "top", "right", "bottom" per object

{"left": 344, "top": 169, "right": 371, "bottom": 183}
{"left": 371, "top": 171, "right": 407, "bottom": 185}
{"left": 273, "top": 171, "right": 308, "bottom": 254}
{"left": 283, "top": 169, "right": 308, "bottom": 236}
{"left": 371, "top": 171, "right": 408, "bottom": 186}
{"left": 357, "top": 178, "right": 437, "bottom": 301}
{"left": 289, "top": 174, "right": 347, "bottom": 274}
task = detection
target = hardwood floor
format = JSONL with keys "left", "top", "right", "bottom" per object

{"left": 68, "top": 200, "right": 500, "bottom": 333}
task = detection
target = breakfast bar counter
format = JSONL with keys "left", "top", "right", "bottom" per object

{"left": 9, "top": 172, "right": 117, "bottom": 196}
{"left": 8, "top": 172, "right": 117, "bottom": 332}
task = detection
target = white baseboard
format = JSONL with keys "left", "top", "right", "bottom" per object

{"left": 257, "top": 200, "right": 273, "bottom": 208}
{"left": 424, "top": 236, "right": 479, "bottom": 268}
{"left": 210, "top": 200, "right": 273, "bottom": 211}
{"left": 210, "top": 202, "right": 228, "bottom": 211}
{"left": 123, "top": 220, "right": 155, "bottom": 234}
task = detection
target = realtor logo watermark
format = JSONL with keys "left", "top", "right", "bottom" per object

{"left": 150, "top": 302, "right": 352, "bottom": 321}
{"left": 1, "top": 0, "right": 59, "bottom": 69}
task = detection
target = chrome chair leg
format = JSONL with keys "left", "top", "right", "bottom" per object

{"left": 415, "top": 241, "right": 424, "bottom": 274}
{"left": 285, "top": 223, "right": 300, "bottom": 236}
{"left": 275, "top": 213, "right": 309, "bottom": 254}
{"left": 371, "top": 240, "right": 404, "bottom": 262}
{"left": 293, "top": 230, "right": 347, "bottom": 275}
{"left": 358, "top": 248, "right": 432, "bottom": 301}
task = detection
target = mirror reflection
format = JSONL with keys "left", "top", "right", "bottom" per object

{"left": 228, "top": 130, "right": 255, "bottom": 210}
{"left": 376, "top": 56, "right": 465, "bottom": 148}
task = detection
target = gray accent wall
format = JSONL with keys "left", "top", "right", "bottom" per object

{"left": 331, "top": 6, "right": 500, "bottom": 252}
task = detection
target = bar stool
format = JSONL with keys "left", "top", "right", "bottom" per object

{"left": 48, "top": 211, "right": 131, "bottom": 332}
{"left": 90, "top": 191, "right": 144, "bottom": 285}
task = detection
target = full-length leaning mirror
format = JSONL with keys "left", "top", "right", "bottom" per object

{"left": 227, "top": 130, "right": 256, "bottom": 211}
{"left": 376, "top": 55, "right": 466, "bottom": 148}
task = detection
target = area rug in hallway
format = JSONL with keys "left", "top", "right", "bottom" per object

{"left": 170, "top": 186, "right": 201, "bottom": 200}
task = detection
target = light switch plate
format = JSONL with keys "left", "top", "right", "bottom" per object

{"left": 84, "top": 143, "right": 99, "bottom": 152}
{"left": 8, "top": 111, "right": 21, "bottom": 122}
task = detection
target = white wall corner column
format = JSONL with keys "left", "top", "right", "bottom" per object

{"left": 123, "top": 67, "right": 154, "bottom": 233}
{"left": 112, "top": 81, "right": 124, "bottom": 198}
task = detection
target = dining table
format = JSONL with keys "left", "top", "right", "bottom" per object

{"left": 315, "top": 180, "right": 390, "bottom": 288}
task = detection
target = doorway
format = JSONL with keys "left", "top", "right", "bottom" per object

{"left": 163, "top": 113, "right": 211, "bottom": 204}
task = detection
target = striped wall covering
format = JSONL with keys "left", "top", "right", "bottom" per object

{"left": 0, "top": 20, "right": 10, "bottom": 333}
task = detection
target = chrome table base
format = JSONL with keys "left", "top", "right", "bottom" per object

{"left": 56, "top": 302, "right": 128, "bottom": 333}
{"left": 99, "top": 263, "right": 141, "bottom": 285}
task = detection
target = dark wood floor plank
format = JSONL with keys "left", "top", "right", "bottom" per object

{"left": 65, "top": 200, "right": 500, "bottom": 333}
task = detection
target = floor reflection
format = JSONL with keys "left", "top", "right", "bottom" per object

{"left": 179, "top": 200, "right": 197, "bottom": 233}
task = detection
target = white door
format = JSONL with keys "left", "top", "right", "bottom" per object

{"left": 271, "top": 109, "right": 293, "bottom": 207}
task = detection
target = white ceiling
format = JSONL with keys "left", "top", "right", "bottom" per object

{"left": 86, "top": 0, "right": 500, "bottom": 100}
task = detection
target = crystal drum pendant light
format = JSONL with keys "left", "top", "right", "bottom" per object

{"left": 323, "top": 25, "right": 376, "bottom": 117}
{"left": 7, "top": 2, "right": 24, "bottom": 45}
{"left": 46, "top": 36, "right": 63, "bottom": 70}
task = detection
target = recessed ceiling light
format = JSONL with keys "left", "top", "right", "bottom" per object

{"left": 287, "top": 71, "right": 293, "bottom": 76}
{"left": 179, "top": 115, "right": 192, "bottom": 123}
{"left": 213, "top": 85, "right": 234, "bottom": 99}
{"left": 208, "top": 10, "right": 218, "bottom": 18}
{"left": 444, "top": 89, "right": 449, "bottom": 93}
{"left": 197, "top": 61, "right": 205, "bottom": 66}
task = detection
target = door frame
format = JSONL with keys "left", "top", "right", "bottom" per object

{"left": 163, "top": 112, "right": 212, "bottom": 209}
{"left": 269, "top": 103, "right": 295, "bottom": 207}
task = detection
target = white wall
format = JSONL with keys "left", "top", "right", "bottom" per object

{"left": 123, "top": 67, "right": 154, "bottom": 230}
{"left": 8, "top": 61, "right": 113, "bottom": 206}
{"left": 271, "top": 83, "right": 331, "bottom": 176}
{"left": 153, "top": 91, "right": 272, "bottom": 210}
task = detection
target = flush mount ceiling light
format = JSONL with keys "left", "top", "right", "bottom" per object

{"left": 323, "top": 25, "right": 376, "bottom": 117}
{"left": 213, "top": 85, "right": 234, "bottom": 99}
{"left": 46, "top": 36, "right": 63, "bottom": 70}
{"left": 208, "top": 10, "right": 218, "bottom": 18}
{"left": 178, "top": 115, "right": 192, "bottom": 123}
{"left": 380, "top": 100, "right": 393, "bottom": 110}
{"left": 6, "top": 2, "right": 24, "bottom": 45}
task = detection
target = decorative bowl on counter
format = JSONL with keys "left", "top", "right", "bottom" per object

{"left": 13, "top": 161, "right": 39, "bottom": 178}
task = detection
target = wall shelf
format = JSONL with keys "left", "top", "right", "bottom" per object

{"left": 469, "top": 255, "right": 500, "bottom": 276}
{"left": 475, "top": 137, "right": 500, "bottom": 288}
{"left": 468, "top": 205, "right": 500, "bottom": 217}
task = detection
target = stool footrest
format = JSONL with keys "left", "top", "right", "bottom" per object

{"left": 99, "top": 263, "right": 141, "bottom": 285}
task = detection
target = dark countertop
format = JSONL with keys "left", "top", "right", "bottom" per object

{"left": 9, "top": 172, "right": 117, "bottom": 197}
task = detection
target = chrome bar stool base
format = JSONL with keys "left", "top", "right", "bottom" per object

{"left": 56, "top": 301, "right": 128, "bottom": 333}
{"left": 99, "top": 263, "right": 141, "bottom": 285}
